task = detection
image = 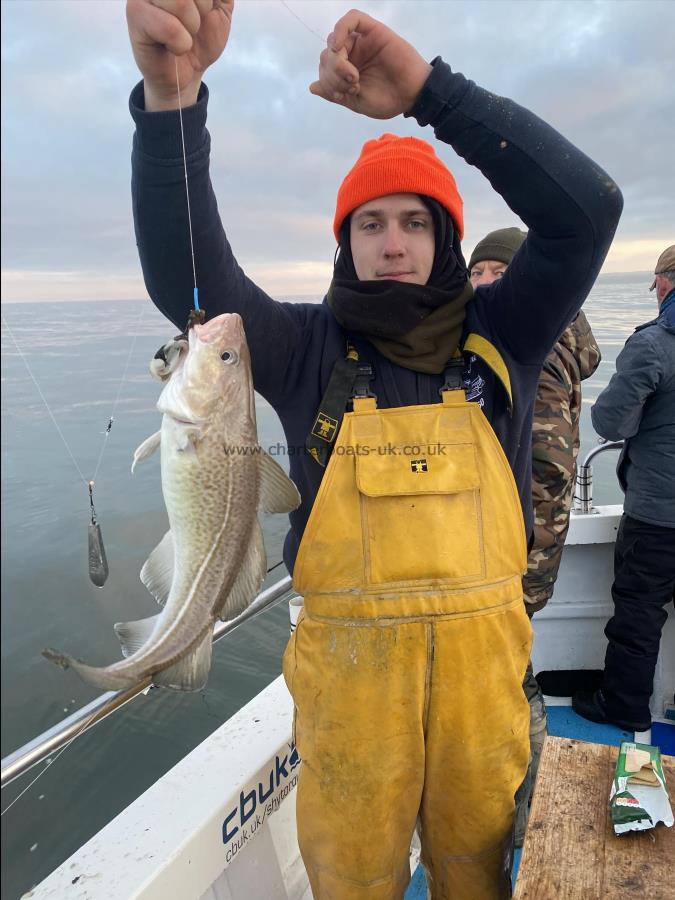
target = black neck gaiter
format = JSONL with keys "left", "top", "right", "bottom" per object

{"left": 326, "top": 197, "right": 473, "bottom": 374}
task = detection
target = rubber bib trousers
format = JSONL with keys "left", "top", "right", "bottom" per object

{"left": 283, "top": 389, "right": 532, "bottom": 899}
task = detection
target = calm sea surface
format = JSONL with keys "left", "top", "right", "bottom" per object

{"left": 0, "top": 276, "right": 657, "bottom": 897}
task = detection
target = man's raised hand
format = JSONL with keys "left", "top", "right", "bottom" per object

{"left": 309, "top": 9, "right": 432, "bottom": 120}
{"left": 126, "top": 0, "right": 234, "bottom": 111}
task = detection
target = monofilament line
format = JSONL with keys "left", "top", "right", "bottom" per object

{"left": 91, "top": 301, "right": 146, "bottom": 482}
{"left": 2, "top": 314, "right": 88, "bottom": 487}
{"left": 3, "top": 306, "right": 146, "bottom": 489}
{"left": 0, "top": 708, "right": 100, "bottom": 814}
{"left": 279, "top": 0, "right": 326, "bottom": 44}
{"left": 174, "top": 56, "right": 199, "bottom": 310}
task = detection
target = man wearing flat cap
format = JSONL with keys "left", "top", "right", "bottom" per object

{"left": 650, "top": 244, "right": 675, "bottom": 294}
{"left": 574, "top": 245, "right": 675, "bottom": 731}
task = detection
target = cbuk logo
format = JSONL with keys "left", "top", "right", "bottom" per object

{"left": 222, "top": 742, "right": 301, "bottom": 843}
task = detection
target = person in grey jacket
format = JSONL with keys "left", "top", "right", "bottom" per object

{"left": 573, "top": 245, "right": 675, "bottom": 731}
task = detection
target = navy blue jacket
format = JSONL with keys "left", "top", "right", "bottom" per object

{"left": 592, "top": 293, "right": 675, "bottom": 528}
{"left": 130, "top": 59, "right": 623, "bottom": 571}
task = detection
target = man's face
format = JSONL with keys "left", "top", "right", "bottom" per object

{"left": 469, "top": 259, "right": 507, "bottom": 287}
{"left": 349, "top": 193, "right": 435, "bottom": 285}
{"left": 655, "top": 273, "right": 674, "bottom": 305}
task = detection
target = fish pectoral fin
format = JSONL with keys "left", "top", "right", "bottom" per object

{"left": 258, "top": 451, "right": 301, "bottom": 514}
{"left": 114, "top": 614, "right": 160, "bottom": 658}
{"left": 140, "top": 530, "right": 174, "bottom": 606}
{"left": 176, "top": 428, "right": 201, "bottom": 453}
{"left": 216, "top": 521, "right": 267, "bottom": 621}
{"left": 152, "top": 627, "right": 214, "bottom": 692}
{"left": 131, "top": 430, "right": 162, "bottom": 473}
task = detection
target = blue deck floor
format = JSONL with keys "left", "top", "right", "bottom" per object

{"left": 404, "top": 703, "right": 675, "bottom": 898}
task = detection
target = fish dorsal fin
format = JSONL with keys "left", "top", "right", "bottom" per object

{"left": 216, "top": 521, "right": 267, "bottom": 622}
{"left": 152, "top": 627, "right": 214, "bottom": 692}
{"left": 114, "top": 614, "right": 160, "bottom": 658}
{"left": 131, "top": 430, "right": 162, "bottom": 474}
{"left": 140, "top": 530, "right": 174, "bottom": 607}
{"left": 258, "top": 450, "right": 301, "bottom": 514}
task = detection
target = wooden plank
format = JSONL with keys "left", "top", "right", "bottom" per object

{"left": 514, "top": 737, "right": 675, "bottom": 900}
{"left": 602, "top": 749, "right": 675, "bottom": 899}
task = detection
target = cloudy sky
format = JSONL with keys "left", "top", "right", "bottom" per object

{"left": 2, "top": 0, "right": 674, "bottom": 302}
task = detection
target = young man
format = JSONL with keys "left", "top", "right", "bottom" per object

{"left": 573, "top": 246, "right": 675, "bottom": 733}
{"left": 126, "top": 3, "right": 622, "bottom": 896}
{"left": 468, "top": 227, "right": 601, "bottom": 845}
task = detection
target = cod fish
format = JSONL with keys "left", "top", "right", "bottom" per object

{"left": 43, "top": 313, "right": 300, "bottom": 692}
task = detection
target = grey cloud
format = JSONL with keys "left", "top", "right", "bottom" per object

{"left": 2, "top": 0, "right": 673, "bottom": 298}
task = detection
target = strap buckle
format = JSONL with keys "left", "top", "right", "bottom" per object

{"left": 352, "top": 364, "right": 376, "bottom": 400}
{"left": 439, "top": 358, "right": 465, "bottom": 396}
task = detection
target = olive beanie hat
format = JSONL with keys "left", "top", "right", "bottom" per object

{"left": 468, "top": 227, "right": 527, "bottom": 271}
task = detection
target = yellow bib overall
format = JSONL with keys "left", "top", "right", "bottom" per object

{"left": 283, "top": 388, "right": 532, "bottom": 899}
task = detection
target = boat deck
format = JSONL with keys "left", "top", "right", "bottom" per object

{"left": 513, "top": 737, "right": 674, "bottom": 899}
{"left": 404, "top": 701, "right": 675, "bottom": 899}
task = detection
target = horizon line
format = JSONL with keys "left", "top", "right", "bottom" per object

{"left": 0, "top": 269, "right": 656, "bottom": 305}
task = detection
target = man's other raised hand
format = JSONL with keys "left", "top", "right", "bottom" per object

{"left": 309, "top": 9, "right": 433, "bottom": 120}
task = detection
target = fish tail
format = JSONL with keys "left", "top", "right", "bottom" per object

{"left": 42, "top": 647, "right": 74, "bottom": 670}
{"left": 42, "top": 647, "right": 138, "bottom": 692}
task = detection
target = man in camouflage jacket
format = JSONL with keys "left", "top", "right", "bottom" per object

{"left": 524, "top": 311, "right": 602, "bottom": 611}
{"left": 469, "top": 227, "right": 601, "bottom": 844}
{"left": 469, "top": 228, "right": 602, "bottom": 613}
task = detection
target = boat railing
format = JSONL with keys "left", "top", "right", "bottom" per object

{"left": 1, "top": 575, "right": 294, "bottom": 788}
{"left": 573, "top": 439, "right": 625, "bottom": 514}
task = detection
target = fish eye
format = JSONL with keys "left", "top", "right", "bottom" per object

{"left": 221, "top": 349, "right": 238, "bottom": 365}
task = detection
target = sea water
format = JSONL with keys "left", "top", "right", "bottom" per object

{"left": 0, "top": 274, "right": 657, "bottom": 897}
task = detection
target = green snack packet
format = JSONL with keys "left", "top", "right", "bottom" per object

{"left": 610, "top": 742, "right": 674, "bottom": 835}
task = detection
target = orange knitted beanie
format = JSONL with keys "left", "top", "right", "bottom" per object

{"left": 333, "top": 133, "right": 464, "bottom": 242}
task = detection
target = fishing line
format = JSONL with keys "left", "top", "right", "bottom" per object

{"left": 279, "top": 0, "right": 326, "bottom": 44}
{"left": 1, "top": 303, "right": 146, "bottom": 587}
{"left": 174, "top": 57, "right": 200, "bottom": 315}
{"left": 2, "top": 314, "right": 89, "bottom": 486}
{"left": 91, "top": 305, "right": 146, "bottom": 483}
{"left": 0, "top": 706, "right": 102, "bottom": 813}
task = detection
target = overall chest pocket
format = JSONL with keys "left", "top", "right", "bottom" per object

{"left": 355, "top": 442, "right": 485, "bottom": 586}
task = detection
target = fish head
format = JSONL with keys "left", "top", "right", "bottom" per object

{"left": 157, "top": 313, "right": 255, "bottom": 436}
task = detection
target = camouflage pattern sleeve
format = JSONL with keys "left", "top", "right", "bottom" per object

{"left": 522, "top": 356, "right": 577, "bottom": 611}
{"left": 523, "top": 311, "right": 601, "bottom": 613}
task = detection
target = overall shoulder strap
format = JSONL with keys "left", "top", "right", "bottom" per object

{"left": 462, "top": 333, "right": 513, "bottom": 413}
{"left": 306, "top": 343, "right": 371, "bottom": 468}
